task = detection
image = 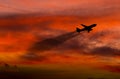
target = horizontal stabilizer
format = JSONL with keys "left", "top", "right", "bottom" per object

{"left": 76, "top": 28, "right": 81, "bottom": 32}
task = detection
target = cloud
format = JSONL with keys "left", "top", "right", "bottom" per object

{"left": 0, "top": 13, "right": 119, "bottom": 62}
{"left": 21, "top": 31, "right": 80, "bottom": 60}
{"left": 29, "top": 31, "right": 79, "bottom": 52}
{"left": 54, "top": 30, "right": 120, "bottom": 56}
{"left": 100, "top": 65, "right": 120, "bottom": 73}
{"left": 21, "top": 53, "right": 48, "bottom": 61}
{"left": 21, "top": 28, "right": 120, "bottom": 61}
{"left": 0, "top": 14, "right": 55, "bottom": 34}
{"left": 91, "top": 46, "right": 120, "bottom": 56}
{"left": 0, "top": 25, "right": 29, "bottom": 32}
{"left": 0, "top": 0, "right": 119, "bottom": 17}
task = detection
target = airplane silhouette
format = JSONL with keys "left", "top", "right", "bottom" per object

{"left": 76, "top": 24, "right": 97, "bottom": 33}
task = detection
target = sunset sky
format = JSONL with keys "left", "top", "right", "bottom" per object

{"left": 0, "top": 0, "right": 119, "bottom": 69}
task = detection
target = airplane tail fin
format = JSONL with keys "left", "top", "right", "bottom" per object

{"left": 81, "top": 24, "right": 87, "bottom": 27}
{"left": 76, "top": 28, "right": 81, "bottom": 33}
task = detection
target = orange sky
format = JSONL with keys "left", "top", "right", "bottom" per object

{"left": 0, "top": 0, "right": 119, "bottom": 66}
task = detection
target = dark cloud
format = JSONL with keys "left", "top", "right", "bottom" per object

{"left": 55, "top": 31, "right": 120, "bottom": 56}
{"left": 21, "top": 29, "right": 120, "bottom": 61}
{"left": 91, "top": 46, "right": 120, "bottom": 56}
{"left": 22, "top": 31, "right": 80, "bottom": 60}
{"left": 0, "top": 17, "right": 29, "bottom": 33}
{"left": 29, "top": 31, "right": 79, "bottom": 53}
{"left": 53, "top": 32, "right": 100, "bottom": 51}
{"left": 101, "top": 65, "right": 120, "bottom": 73}
{"left": 56, "top": 33, "right": 88, "bottom": 52}
{"left": 35, "top": 20, "right": 53, "bottom": 29}
{"left": 0, "top": 25, "right": 29, "bottom": 32}
{"left": 89, "top": 31, "right": 110, "bottom": 41}
{"left": 21, "top": 53, "right": 48, "bottom": 61}
{"left": 0, "top": 14, "right": 55, "bottom": 36}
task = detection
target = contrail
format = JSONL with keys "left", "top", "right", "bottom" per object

{"left": 21, "top": 31, "right": 80, "bottom": 60}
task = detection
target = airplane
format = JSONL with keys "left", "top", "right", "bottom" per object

{"left": 76, "top": 24, "right": 97, "bottom": 33}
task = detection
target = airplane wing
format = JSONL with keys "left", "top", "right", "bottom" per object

{"left": 89, "top": 24, "right": 97, "bottom": 28}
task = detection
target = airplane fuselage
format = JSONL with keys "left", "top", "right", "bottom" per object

{"left": 82, "top": 26, "right": 93, "bottom": 32}
{"left": 76, "top": 24, "right": 97, "bottom": 33}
